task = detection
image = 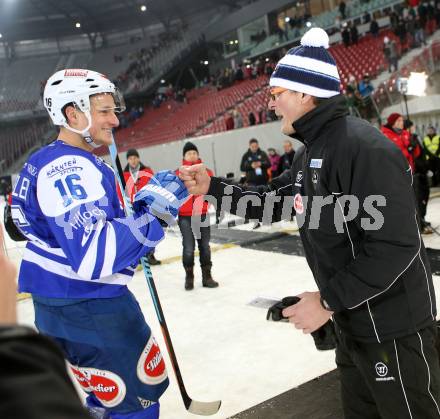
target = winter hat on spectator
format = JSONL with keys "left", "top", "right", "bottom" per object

{"left": 387, "top": 113, "right": 402, "bottom": 127}
{"left": 270, "top": 27, "right": 340, "bottom": 98}
{"left": 183, "top": 142, "right": 198, "bottom": 156}
{"left": 126, "top": 148, "right": 139, "bottom": 158}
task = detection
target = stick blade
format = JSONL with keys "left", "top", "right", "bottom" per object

{"left": 188, "top": 399, "right": 222, "bottom": 416}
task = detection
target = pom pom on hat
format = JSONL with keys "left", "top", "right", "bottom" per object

{"left": 301, "top": 27, "right": 330, "bottom": 49}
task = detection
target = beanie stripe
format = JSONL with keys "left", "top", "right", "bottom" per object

{"left": 289, "top": 45, "right": 336, "bottom": 65}
{"left": 270, "top": 76, "right": 340, "bottom": 98}
{"left": 279, "top": 54, "right": 340, "bottom": 80}
{"left": 271, "top": 65, "right": 340, "bottom": 94}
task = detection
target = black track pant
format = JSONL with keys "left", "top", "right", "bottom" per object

{"left": 413, "top": 173, "right": 430, "bottom": 223}
{"left": 335, "top": 324, "right": 440, "bottom": 419}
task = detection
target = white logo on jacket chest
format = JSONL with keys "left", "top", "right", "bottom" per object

{"left": 295, "top": 171, "right": 303, "bottom": 187}
{"left": 310, "top": 158, "right": 323, "bottom": 168}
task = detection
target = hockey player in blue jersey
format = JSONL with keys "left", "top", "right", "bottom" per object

{"left": 11, "top": 69, "right": 188, "bottom": 419}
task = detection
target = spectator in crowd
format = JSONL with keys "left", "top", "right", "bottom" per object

{"left": 265, "top": 59, "right": 275, "bottom": 76}
{"left": 350, "top": 22, "right": 359, "bottom": 45}
{"left": 235, "top": 64, "right": 244, "bottom": 82}
{"left": 267, "top": 148, "right": 281, "bottom": 178}
{"left": 423, "top": 125, "right": 440, "bottom": 185}
{"left": 396, "top": 17, "right": 408, "bottom": 48}
{"left": 176, "top": 142, "right": 218, "bottom": 290}
{"left": 345, "top": 74, "right": 357, "bottom": 93}
{"left": 358, "top": 74, "right": 374, "bottom": 98}
{"left": 240, "top": 138, "right": 271, "bottom": 186}
{"left": 248, "top": 111, "right": 257, "bottom": 126}
{"left": 341, "top": 23, "right": 351, "bottom": 47}
{"left": 363, "top": 11, "right": 371, "bottom": 24}
{"left": 383, "top": 36, "right": 399, "bottom": 72}
{"left": 244, "top": 64, "right": 252, "bottom": 79}
{"left": 279, "top": 139, "right": 296, "bottom": 173}
{"left": 345, "top": 75, "right": 362, "bottom": 116}
{"left": 225, "top": 112, "right": 235, "bottom": 130}
{"left": 277, "top": 24, "right": 288, "bottom": 42}
{"left": 370, "top": 18, "right": 380, "bottom": 37}
{"left": 123, "top": 148, "right": 161, "bottom": 265}
{"left": 415, "top": 15, "right": 427, "bottom": 46}
{"left": 233, "top": 109, "right": 244, "bottom": 128}
{"left": 339, "top": 0, "right": 347, "bottom": 19}
{"left": 418, "top": 1, "right": 429, "bottom": 28}
{"left": 382, "top": 113, "right": 419, "bottom": 172}
{"left": 405, "top": 120, "right": 433, "bottom": 234}
{"left": 266, "top": 108, "right": 276, "bottom": 122}
{"left": 257, "top": 106, "right": 266, "bottom": 124}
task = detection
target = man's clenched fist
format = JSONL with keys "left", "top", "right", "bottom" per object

{"left": 178, "top": 163, "right": 211, "bottom": 195}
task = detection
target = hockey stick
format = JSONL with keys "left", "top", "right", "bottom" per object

{"left": 108, "top": 139, "right": 221, "bottom": 416}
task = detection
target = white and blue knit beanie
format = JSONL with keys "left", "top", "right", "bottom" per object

{"left": 270, "top": 28, "right": 340, "bottom": 98}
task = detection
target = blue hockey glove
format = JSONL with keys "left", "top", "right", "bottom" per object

{"left": 134, "top": 170, "right": 189, "bottom": 225}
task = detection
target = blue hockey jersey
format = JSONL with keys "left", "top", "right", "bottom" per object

{"left": 12, "top": 140, "right": 164, "bottom": 299}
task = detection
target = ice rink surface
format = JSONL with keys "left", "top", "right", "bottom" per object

{"left": 4, "top": 195, "right": 440, "bottom": 418}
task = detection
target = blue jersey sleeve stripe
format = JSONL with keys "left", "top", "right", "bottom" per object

{"left": 93, "top": 224, "right": 108, "bottom": 279}
{"left": 19, "top": 260, "right": 128, "bottom": 298}
{"left": 76, "top": 222, "right": 105, "bottom": 279}
{"left": 27, "top": 242, "right": 69, "bottom": 265}
{"left": 100, "top": 222, "right": 117, "bottom": 278}
{"left": 22, "top": 247, "right": 132, "bottom": 286}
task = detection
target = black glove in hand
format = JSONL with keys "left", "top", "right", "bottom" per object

{"left": 266, "top": 296, "right": 336, "bottom": 351}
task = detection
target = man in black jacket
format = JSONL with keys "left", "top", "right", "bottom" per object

{"left": 279, "top": 139, "right": 295, "bottom": 173}
{"left": 180, "top": 27, "right": 440, "bottom": 419}
{"left": 240, "top": 138, "right": 271, "bottom": 186}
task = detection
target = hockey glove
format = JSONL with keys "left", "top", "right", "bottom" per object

{"left": 134, "top": 170, "right": 189, "bottom": 225}
{"left": 266, "top": 296, "right": 336, "bottom": 351}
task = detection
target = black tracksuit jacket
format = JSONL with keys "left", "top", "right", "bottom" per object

{"left": 208, "top": 95, "right": 436, "bottom": 343}
{"left": 240, "top": 148, "right": 271, "bottom": 185}
{"left": 0, "top": 326, "right": 90, "bottom": 418}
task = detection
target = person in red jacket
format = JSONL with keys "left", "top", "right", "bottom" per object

{"left": 381, "top": 113, "right": 420, "bottom": 172}
{"left": 176, "top": 142, "right": 218, "bottom": 290}
{"left": 123, "top": 148, "right": 161, "bottom": 265}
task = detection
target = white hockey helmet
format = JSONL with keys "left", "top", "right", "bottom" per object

{"left": 43, "top": 69, "right": 125, "bottom": 145}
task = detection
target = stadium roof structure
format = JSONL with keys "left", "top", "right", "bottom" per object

{"left": 0, "top": 0, "right": 243, "bottom": 42}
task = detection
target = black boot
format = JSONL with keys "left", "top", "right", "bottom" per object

{"left": 148, "top": 253, "right": 161, "bottom": 265}
{"left": 201, "top": 265, "right": 219, "bottom": 288}
{"left": 184, "top": 266, "right": 194, "bottom": 290}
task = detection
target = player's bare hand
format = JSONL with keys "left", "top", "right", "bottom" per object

{"left": 282, "top": 291, "right": 332, "bottom": 334}
{"left": 178, "top": 164, "right": 211, "bottom": 195}
{"left": 0, "top": 224, "right": 17, "bottom": 324}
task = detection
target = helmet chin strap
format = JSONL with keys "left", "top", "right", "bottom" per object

{"left": 62, "top": 111, "right": 101, "bottom": 148}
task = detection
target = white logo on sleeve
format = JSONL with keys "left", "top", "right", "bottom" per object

{"left": 146, "top": 185, "right": 177, "bottom": 203}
